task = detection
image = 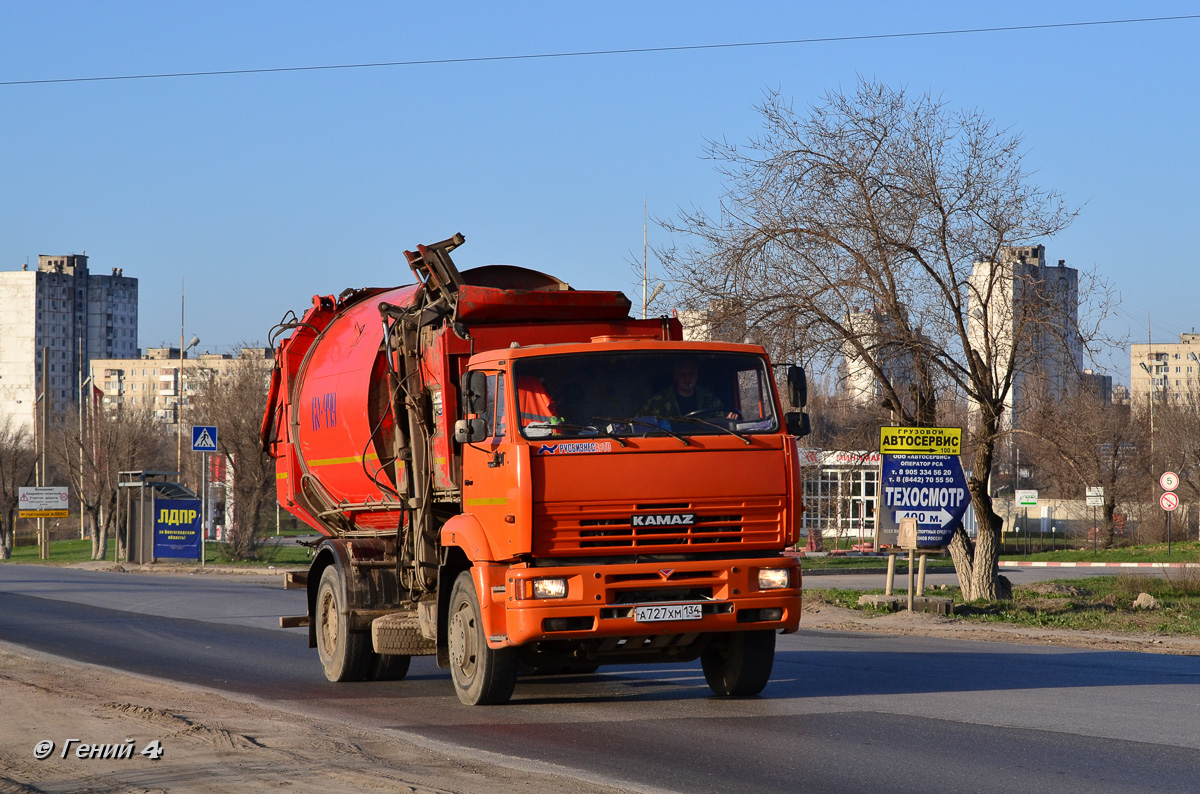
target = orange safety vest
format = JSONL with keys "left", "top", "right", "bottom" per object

{"left": 517, "top": 376, "right": 558, "bottom": 426}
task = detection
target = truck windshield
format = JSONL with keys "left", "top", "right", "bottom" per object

{"left": 513, "top": 351, "right": 779, "bottom": 441}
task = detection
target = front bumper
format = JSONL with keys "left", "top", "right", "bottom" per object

{"left": 492, "top": 556, "right": 802, "bottom": 647}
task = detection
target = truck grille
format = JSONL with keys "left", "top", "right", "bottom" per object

{"left": 533, "top": 497, "right": 785, "bottom": 556}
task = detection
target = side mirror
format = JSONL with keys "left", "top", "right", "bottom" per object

{"left": 785, "top": 411, "right": 811, "bottom": 438}
{"left": 454, "top": 418, "right": 488, "bottom": 444}
{"left": 786, "top": 365, "right": 807, "bottom": 409}
{"left": 460, "top": 370, "right": 488, "bottom": 415}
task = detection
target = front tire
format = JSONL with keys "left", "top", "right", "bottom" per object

{"left": 447, "top": 571, "right": 517, "bottom": 705}
{"left": 315, "top": 566, "right": 370, "bottom": 682}
{"left": 701, "top": 630, "right": 776, "bottom": 697}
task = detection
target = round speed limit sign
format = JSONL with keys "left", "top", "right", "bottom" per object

{"left": 1160, "top": 471, "right": 1180, "bottom": 491}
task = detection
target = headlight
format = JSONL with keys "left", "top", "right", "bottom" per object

{"left": 757, "top": 568, "right": 791, "bottom": 590}
{"left": 532, "top": 578, "right": 568, "bottom": 599}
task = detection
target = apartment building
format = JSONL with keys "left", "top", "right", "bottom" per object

{"left": 0, "top": 254, "right": 138, "bottom": 433}
{"left": 966, "top": 245, "right": 1085, "bottom": 427}
{"left": 90, "top": 347, "right": 274, "bottom": 423}
{"left": 1130, "top": 332, "right": 1200, "bottom": 405}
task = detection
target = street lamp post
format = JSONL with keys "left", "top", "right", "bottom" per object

{"left": 1139, "top": 361, "right": 1155, "bottom": 459}
{"left": 176, "top": 335, "right": 200, "bottom": 475}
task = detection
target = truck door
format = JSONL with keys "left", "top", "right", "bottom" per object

{"left": 461, "top": 372, "right": 529, "bottom": 558}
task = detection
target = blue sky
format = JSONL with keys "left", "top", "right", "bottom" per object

{"left": 2, "top": 2, "right": 1197, "bottom": 384}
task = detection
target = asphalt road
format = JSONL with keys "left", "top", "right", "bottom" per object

{"left": 2, "top": 565, "right": 1200, "bottom": 793}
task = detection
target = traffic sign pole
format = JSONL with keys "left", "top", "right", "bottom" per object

{"left": 1160, "top": 489, "right": 1179, "bottom": 556}
{"left": 191, "top": 426, "right": 218, "bottom": 566}
{"left": 201, "top": 451, "right": 207, "bottom": 568}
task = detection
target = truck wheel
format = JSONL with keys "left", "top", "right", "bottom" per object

{"left": 447, "top": 571, "right": 517, "bottom": 705}
{"left": 367, "top": 653, "right": 411, "bottom": 681}
{"left": 701, "top": 630, "right": 776, "bottom": 697}
{"left": 315, "top": 566, "right": 370, "bottom": 682}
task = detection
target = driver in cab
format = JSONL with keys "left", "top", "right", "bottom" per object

{"left": 640, "top": 359, "right": 736, "bottom": 419}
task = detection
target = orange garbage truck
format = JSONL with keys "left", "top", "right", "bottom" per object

{"left": 264, "top": 233, "right": 810, "bottom": 704}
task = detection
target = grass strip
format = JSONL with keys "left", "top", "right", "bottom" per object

{"left": 810, "top": 572, "right": 1200, "bottom": 637}
{"left": 2, "top": 538, "right": 311, "bottom": 567}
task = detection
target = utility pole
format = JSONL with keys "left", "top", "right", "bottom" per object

{"left": 178, "top": 281, "right": 185, "bottom": 474}
{"left": 77, "top": 321, "right": 87, "bottom": 540}
{"left": 40, "top": 347, "right": 48, "bottom": 559}
{"left": 176, "top": 280, "right": 200, "bottom": 479}
{"left": 642, "top": 197, "right": 647, "bottom": 319}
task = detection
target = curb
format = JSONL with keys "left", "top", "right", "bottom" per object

{"left": 802, "top": 566, "right": 956, "bottom": 577}
{"left": 999, "top": 561, "right": 1200, "bottom": 569}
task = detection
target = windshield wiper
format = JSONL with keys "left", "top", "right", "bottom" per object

{"left": 665, "top": 415, "right": 753, "bottom": 445}
{"left": 592, "top": 416, "right": 690, "bottom": 446}
{"left": 523, "top": 421, "right": 628, "bottom": 447}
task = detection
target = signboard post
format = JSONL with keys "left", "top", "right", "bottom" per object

{"left": 18, "top": 486, "right": 69, "bottom": 518}
{"left": 878, "top": 427, "right": 968, "bottom": 614}
{"left": 1160, "top": 471, "right": 1179, "bottom": 556}
{"left": 1085, "top": 486, "right": 1105, "bottom": 554}
{"left": 19, "top": 486, "right": 68, "bottom": 561}
{"left": 192, "top": 426, "right": 218, "bottom": 567}
{"left": 1013, "top": 490, "right": 1037, "bottom": 554}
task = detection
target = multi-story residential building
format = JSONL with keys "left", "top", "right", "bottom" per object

{"left": 1130, "top": 332, "right": 1200, "bottom": 405}
{"left": 966, "top": 244, "right": 1084, "bottom": 428}
{"left": 90, "top": 347, "right": 274, "bottom": 423}
{"left": 0, "top": 254, "right": 138, "bottom": 433}
{"left": 840, "top": 307, "right": 918, "bottom": 408}
{"left": 1080, "top": 368, "right": 1114, "bottom": 404}
{"left": 678, "top": 298, "right": 747, "bottom": 342}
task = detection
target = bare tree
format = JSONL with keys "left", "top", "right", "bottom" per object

{"left": 192, "top": 354, "right": 274, "bottom": 560}
{"left": 1020, "top": 377, "right": 1149, "bottom": 548}
{"left": 54, "top": 406, "right": 168, "bottom": 560}
{"left": 0, "top": 419, "right": 37, "bottom": 559}
{"left": 659, "top": 79, "right": 1114, "bottom": 600}
{"left": 1154, "top": 393, "right": 1200, "bottom": 539}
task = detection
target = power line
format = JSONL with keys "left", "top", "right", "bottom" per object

{"left": 2, "top": 14, "right": 1198, "bottom": 87}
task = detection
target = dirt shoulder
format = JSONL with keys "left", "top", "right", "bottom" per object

{"left": 0, "top": 643, "right": 636, "bottom": 794}
{"left": 801, "top": 599, "right": 1200, "bottom": 656}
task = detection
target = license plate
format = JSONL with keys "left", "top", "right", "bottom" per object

{"left": 634, "top": 603, "right": 703, "bottom": 623}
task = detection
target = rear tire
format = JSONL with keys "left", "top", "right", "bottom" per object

{"left": 701, "top": 630, "right": 776, "bottom": 697}
{"left": 447, "top": 571, "right": 517, "bottom": 705}
{"left": 315, "top": 566, "right": 370, "bottom": 682}
{"left": 367, "top": 653, "right": 411, "bottom": 681}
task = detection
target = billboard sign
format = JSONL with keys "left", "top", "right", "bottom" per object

{"left": 1015, "top": 490, "right": 1039, "bottom": 507}
{"left": 878, "top": 453, "right": 970, "bottom": 548}
{"left": 153, "top": 499, "right": 202, "bottom": 559}
{"left": 879, "top": 426, "right": 962, "bottom": 456}
{"left": 19, "top": 486, "right": 69, "bottom": 518}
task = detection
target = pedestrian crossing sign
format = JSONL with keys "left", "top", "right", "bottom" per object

{"left": 192, "top": 425, "right": 218, "bottom": 452}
